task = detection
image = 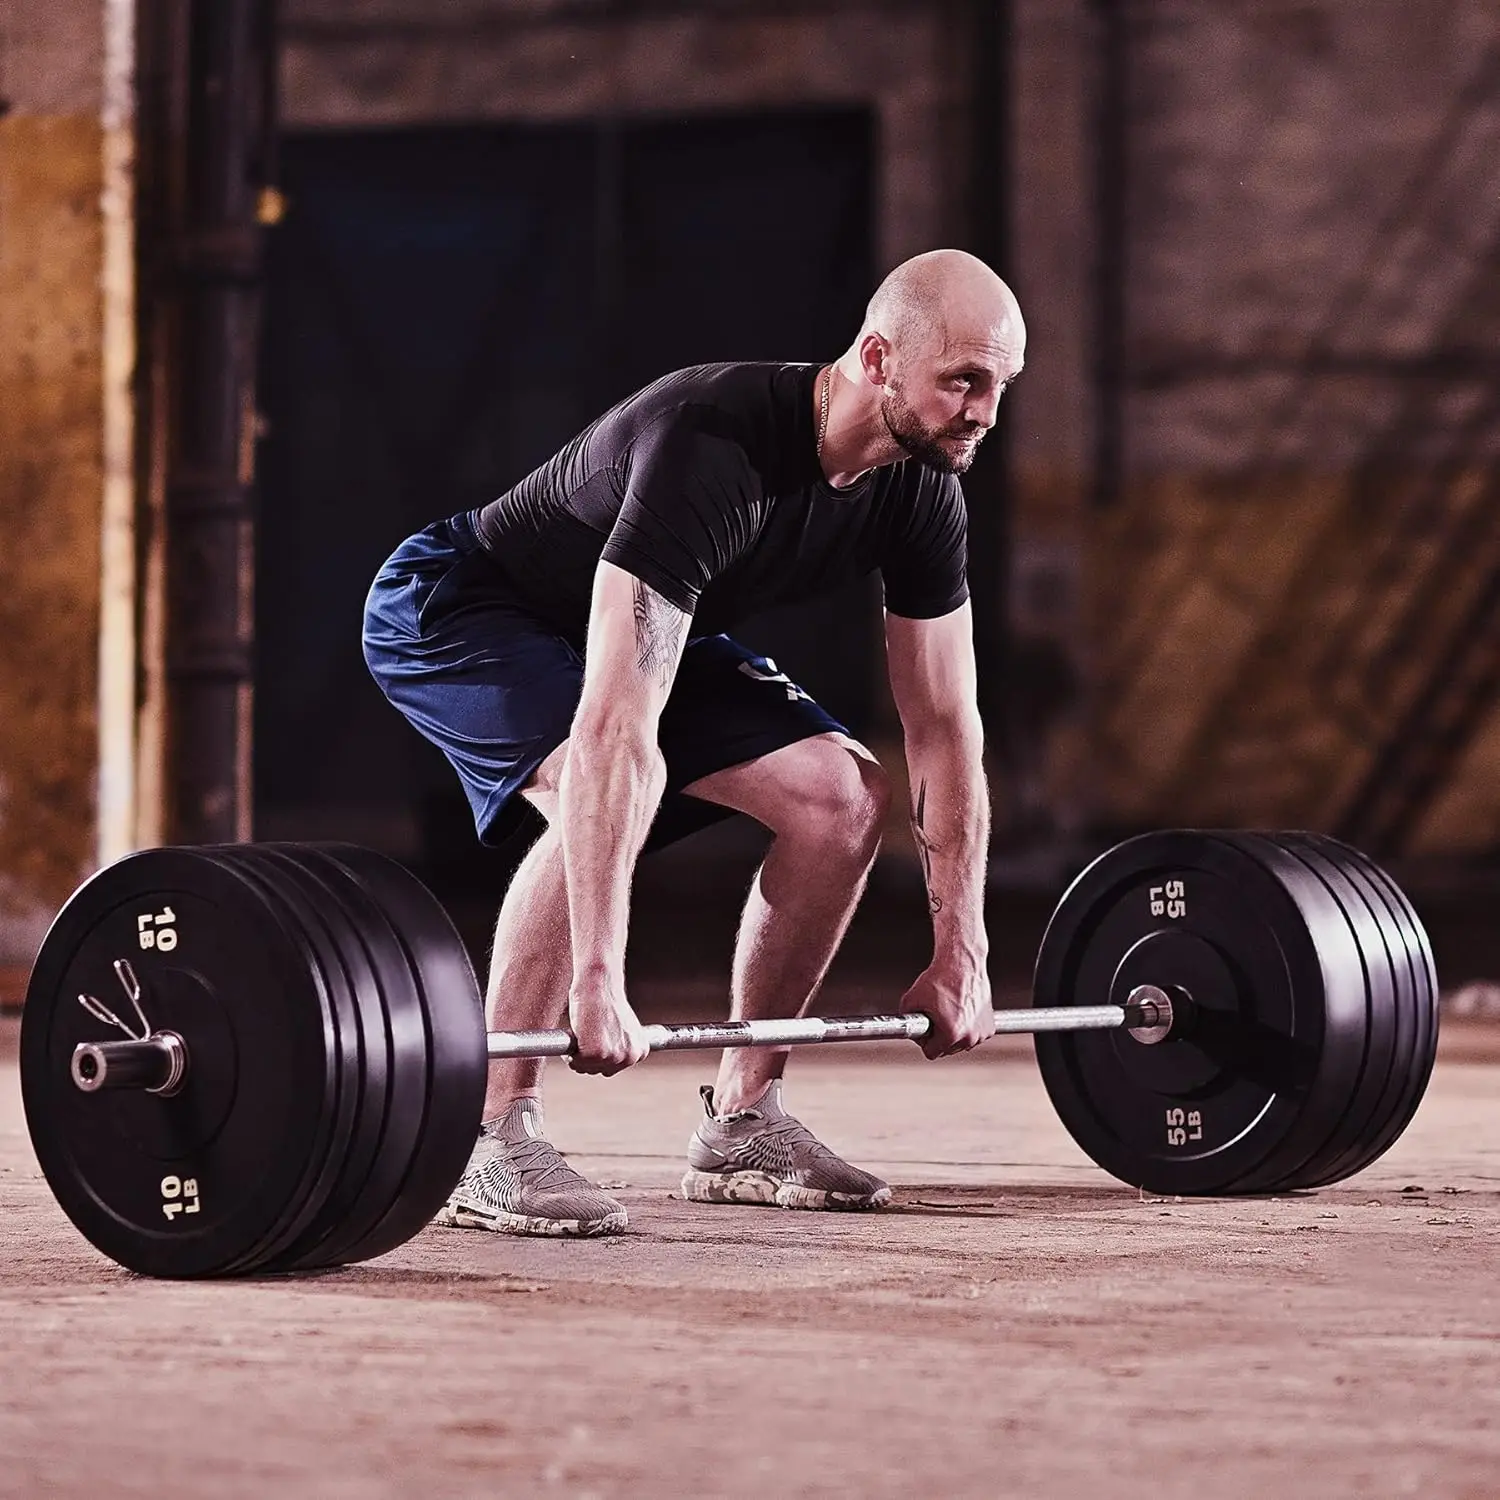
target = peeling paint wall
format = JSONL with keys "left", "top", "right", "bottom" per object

{"left": 0, "top": 3, "right": 106, "bottom": 958}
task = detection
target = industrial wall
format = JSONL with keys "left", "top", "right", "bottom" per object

{"left": 274, "top": 0, "right": 1500, "bottom": 861}
{"left": 1082, "top": 0, "right": 1500, "bottom": 854}
{"left": 2, "top": 0, "right": 1499, "bottom": 973}
{"left": 0, "top": 1, "right": 112, "bottom": 964}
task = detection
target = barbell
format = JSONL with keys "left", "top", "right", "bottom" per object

{"left": 20, "top": 830, "right": 1438, "bottom": 1279}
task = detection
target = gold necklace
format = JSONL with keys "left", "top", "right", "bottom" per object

{"left": 816, "top": 365, "right": 831, "bottom": 459}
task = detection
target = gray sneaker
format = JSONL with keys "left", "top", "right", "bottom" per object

{"left": 681, "top": 1081, "right": 891, "bottom": 1211}
{"left": 434, "top": 1098, "right": 627, "bottom": 1237}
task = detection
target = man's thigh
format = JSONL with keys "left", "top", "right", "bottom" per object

{"left": 364, "top": 533, "right": 583, "bottom": 847}
{"left": 681, "top": 731, "right": 883, "bottom": 829}
{"left": 525, "top": 635, "right": 852, "bottom": 852}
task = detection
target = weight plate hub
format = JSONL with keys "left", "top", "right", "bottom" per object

{"left": 21, "top": 849, "right": 340, "bottom": 1278}
{"left": 1033, "top": 831, "right": 1379, "bottom": 1196}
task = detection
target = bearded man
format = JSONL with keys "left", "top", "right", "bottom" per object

{"left": 363, "top": 249, "right": 1026, "bottom": 1236}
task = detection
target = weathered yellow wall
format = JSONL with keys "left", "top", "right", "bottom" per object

{"left": 0, "top": 65, "right": 105, "bottom": 957}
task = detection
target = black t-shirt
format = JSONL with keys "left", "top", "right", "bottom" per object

{"left": 469, "top": 362, "right": 969, "bottom": 644}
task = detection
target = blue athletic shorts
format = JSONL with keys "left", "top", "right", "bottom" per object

{"left": 362, "top": 513, "right": 848, "bottom": 852}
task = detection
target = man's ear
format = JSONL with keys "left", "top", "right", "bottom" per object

{"left": 858, "top": 331, "right": 892, "bottom": 388}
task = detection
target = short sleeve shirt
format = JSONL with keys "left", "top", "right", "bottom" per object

{"left": 470, "top": 362, "right": 969, "bottom": 644}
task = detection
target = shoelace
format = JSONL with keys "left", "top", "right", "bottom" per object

{"left": 735, "top": 1113, "right": 844, "bottom": 1166}
{"left": 489, "top": 1136, "right": 588, "bottom": 1193}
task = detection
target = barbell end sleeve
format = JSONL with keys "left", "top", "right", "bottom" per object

{"left": 70, "top": 1033, "right": 189, "bottom": 1095}
{"left": 992, "top": 1005, "right": 1131, "bottom": 1034}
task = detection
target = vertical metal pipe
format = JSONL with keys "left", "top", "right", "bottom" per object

{"left": 163, "top": 0, "right": 273, "bottom": 844}
{"left": 131, "top": 0, "right": 187, "bottom": 852}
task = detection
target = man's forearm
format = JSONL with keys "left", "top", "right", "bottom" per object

{"left": 905, "top": 719, "right": 990, "bottom": 965}
{"left": 557, "top": 727, "right": 666, "bottom": 981}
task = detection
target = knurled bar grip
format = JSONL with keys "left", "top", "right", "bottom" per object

{"left": 485, "top": 1001, "right": 1168, "bottom": 1060}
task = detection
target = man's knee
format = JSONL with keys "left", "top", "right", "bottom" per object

{"left": 769, "top": 737, "right": 892, "bottom": 860}
{"left": 519, "top": 740, "right": 570, "bottom": 822}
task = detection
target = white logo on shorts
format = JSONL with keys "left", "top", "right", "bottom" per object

{"left": 737, "top": 658, "right": 812, "bottom": 703}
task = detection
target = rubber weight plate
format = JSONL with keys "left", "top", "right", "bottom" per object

{"left": 219, "top": 845, "right": 397, "bottom": 1273}
{"left": 1293, "top": 834, "right": 1438, "bottom": 1176}
{"left": 21, "top": 849, "right": 341, "bottom": 1277}
{"left": 1265, "top": 835, "right": 1412, "bottom": 1188}
{"left": 1032, "top": 831, "right": 1371, "bottom": 1195}
{"left": 1224, "top": 833, "right": 1396, "bottom": 1192}
{"left": 292, "top": 844, "right": 486, "bottom": 1266}
{"left": 258, "top": 845, "right": 436, "bottom": 1271}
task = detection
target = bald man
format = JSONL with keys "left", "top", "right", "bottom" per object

{"left": 364, "top": 249, "right": 1027, "bottom": 1236}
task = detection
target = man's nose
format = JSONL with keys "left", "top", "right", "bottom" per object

{"left": 965, "top": 393, "right": 1000, "bottom": 430}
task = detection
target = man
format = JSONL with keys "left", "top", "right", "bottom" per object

{"left": 364, "top": 248, "right": 1026, "bottom": 1236}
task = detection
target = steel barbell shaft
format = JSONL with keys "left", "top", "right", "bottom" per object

{"left": 72, "top": 1000, "right": 1174, "bottom": 1090}
{"left": 485, "top": 1001, "right": 1168, "bottom": 1060}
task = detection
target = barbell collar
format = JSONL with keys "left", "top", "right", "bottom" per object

{"left": 1123, "top": 984, "right": 1177, "bottom": 1045}
{"left": 71, "top": 1033, "right": 189, "bottom": 1096}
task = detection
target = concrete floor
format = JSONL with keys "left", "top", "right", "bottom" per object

{"left": 2, "top": 1018, "right": 1499, "bottom": 1498}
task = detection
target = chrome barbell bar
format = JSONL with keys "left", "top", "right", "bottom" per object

{"left": 484, "top": 986, "right": 1178, "bottom": 1059}
{"left": 72, "top": 989, "right": 1178, "bottom": 1090}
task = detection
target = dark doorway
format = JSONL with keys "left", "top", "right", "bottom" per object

{"left": 256, "top": 109, "right": 876, "bottom": 864}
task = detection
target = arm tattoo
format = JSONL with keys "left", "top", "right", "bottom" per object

{"left": 912, "top": 778, "right": 944, "bottom": 914}
{"left": 631, "top": 578, "right": 678, "bottom": 690}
